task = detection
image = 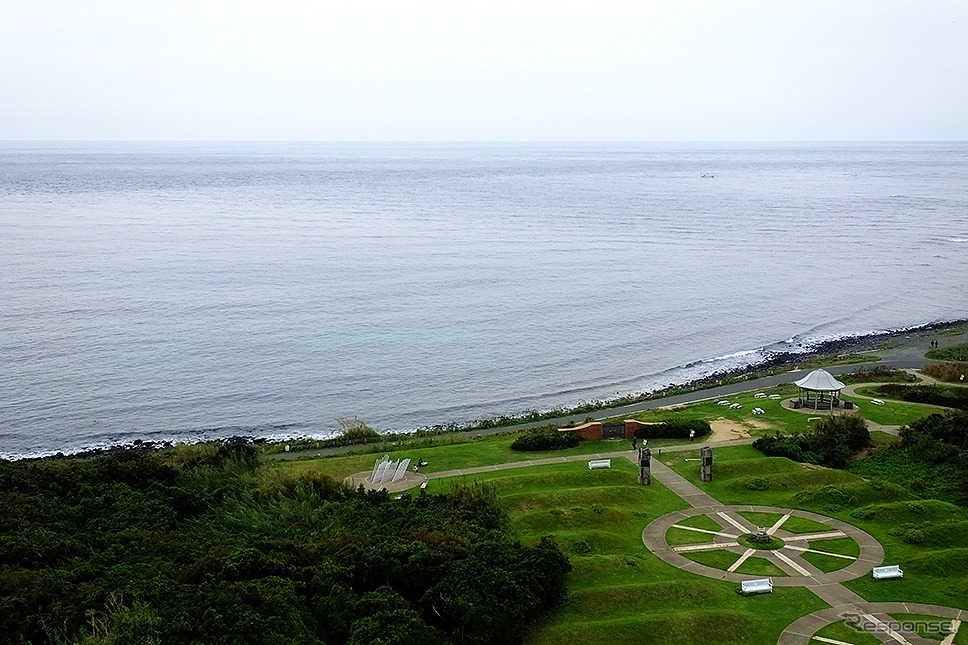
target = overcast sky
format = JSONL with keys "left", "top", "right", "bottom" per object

{"left": 2, "top": 0, "right": 966, "bottom": 141}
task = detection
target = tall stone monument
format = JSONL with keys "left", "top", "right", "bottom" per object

{"left": 700, "top": 446, "right": 713, "bottom": 482}
{"left": 638, "top": 447, "right": 652, "bottom": 485}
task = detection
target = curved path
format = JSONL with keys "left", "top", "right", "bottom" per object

{"left": 779, "top": 602, "right": 967, "bottom": 645}
{"left": 637, "top": 448, "right": 965, "bottom": 645}
{"left": 643, "top": 505, "right": 883, "bottom": 586}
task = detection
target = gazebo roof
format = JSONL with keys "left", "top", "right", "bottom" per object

{"left": 794, "top": 368, "right": 845, "bottom": 391}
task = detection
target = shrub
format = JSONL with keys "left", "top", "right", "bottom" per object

{"left": 902, "top": 528, "right": 926, "bottom": 544}
{"left": 510, "top": 427, "right": 581, "bottom": 452}
{"left": 876, "top": 384, "right": 968, "bottom": 411}
{"left": 338, "top": 417, "right": 380, "bottom": 443}
{"left": 922, "top": 361, "right": 968, "bottom": 383}
{"left": 745, "top": 478, "right": 769, "bottom": 491}
{"left": 633, "top": 419, "right": 711, "bottom": 440}
{"left": 840, "top": 366, "right": 909, "bottom": 384}
{"left": 753, "top": 415, "right": 871, "bottom": 469}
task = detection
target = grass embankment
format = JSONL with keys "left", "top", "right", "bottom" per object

{"left": 848, "top": 445, "right": 963, "bottom": 505}
{"left": 429, "top": 460, "right": 826, "bottom": 645}
{"left": 926, "top": 341, "right": 968, "bottom": 362}
{"left": 276, "top": 433, "right": 642, "bottom": 481}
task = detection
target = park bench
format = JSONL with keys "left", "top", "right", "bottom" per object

{"left": 872, "top": 565, "right": 903, "bottom": 580}
{"left": 738, "top": 578, "right": 773, "bottom": 595}
{"left": 588, "top": 459, "right": 611, "bottom": 469}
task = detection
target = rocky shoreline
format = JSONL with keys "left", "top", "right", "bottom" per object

{"left": 12, "top": 319, "right": 966, "bottom": 462}
{"left": 647, "top": 318, "right": 967, "bottom": 397}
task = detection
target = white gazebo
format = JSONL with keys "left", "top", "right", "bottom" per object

{"left": 793, "top": 368, "right": 846, "bottom": 410}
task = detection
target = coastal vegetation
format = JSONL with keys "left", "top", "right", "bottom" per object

{"left": 0, "top": 444, "right": 570, "bottom": 645}
{"left": 632, "top": 419, "right": 711, "bottom": 441}
{"left": 925, "top": 341, "right": 968, "bottom": 362}
{"left": 850, "top": 411, "right": 968, "bottom": 505}
{"left": 752, "top": 415, "right": 871, "bottom": 468}
{"left": 864, "top": 383, "right": 968, "bottom": 412}
{"left": 922, "top": 360, "right": 968, "bottom": 384}
{"left": 837, "top": 365, "right": 912, "bottom": 384}
{"left": 511, "top": 427, "right": 582, "bottom": 451}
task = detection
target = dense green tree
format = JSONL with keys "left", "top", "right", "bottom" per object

{"left": 0, "top": 446, "right": 569, "bottom": 645}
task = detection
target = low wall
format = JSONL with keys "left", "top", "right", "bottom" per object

{"left": 560, "top": 422, "right": 603, "bottom": 441}
{"left": 624, "top": 419, "right": 649, "bottom": 439}
{"left": 559, "top": 420, "right": 647, "bottom": 441}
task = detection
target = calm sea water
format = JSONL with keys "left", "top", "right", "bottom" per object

{"left": 1, "top": 142, "right": 967, "bottom": 458}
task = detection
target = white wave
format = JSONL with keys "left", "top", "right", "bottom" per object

{"left": 702, "top": 348, "right": 761, "bottom": 362}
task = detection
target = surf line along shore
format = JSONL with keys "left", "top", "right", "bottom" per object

{"left": 270, "top": 318, "right": 966, "bottom": 461}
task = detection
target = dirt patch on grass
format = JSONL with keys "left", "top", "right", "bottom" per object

{"left": 708, "top": 418, "right": 753, "bottom": 442}
{"left": 745, "top": 418, "right": 774, "bottom": 431}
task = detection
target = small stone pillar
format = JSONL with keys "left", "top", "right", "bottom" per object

{"left": 638, "top": 447, "right": 652, "bottom": 485}
{"left": 700, "top": 446, "right": 713, "bottom": 482}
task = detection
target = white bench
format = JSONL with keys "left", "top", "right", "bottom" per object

{"left": 588, "top": 459, "right": 611, "bottom": 469}
{"left": 872, "top": 565, "right": 903, "bottom": 580}
{"left": 768, "top": 394, "right": 781, "bottom": 400}
{"left": 871, "top": 398, "right": 885, "bottom": 405}
{"left": 739, "top": 578, "right": 773, "bottom": 595}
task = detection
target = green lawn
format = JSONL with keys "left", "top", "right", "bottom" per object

{"left": 799, "top": 550, "right": 854, "bottom": 573}
{"left": 273, "top": 433, "right": 640, "bottom": 481}
{"left": 844, "top": 391, "right": 946, "bottom": 425}
{"left": 736, "top": 510, "right": 784, "bottom": 528}
{"left": 808, "top": 536, "right": 860, "bottom": 557}
{"left": 813, "top": 619, "right": 881, "bottom": 645}
{"left": 780, "top": 515, "right": 834, "bottom": 534}
{"left": 666, "top": 526, "right": 715, "bottom": 546}
{"left": 428, "top": 458, "right": 826, "bottom": 645}
{"left": 805, "top": 353, "right": 882, "bottom": 368}
{"left": 676, "top": 513, "right": 726, "bottom": 532}
{"left": 267, "top": 382, "right": 968, "bottom": 643}
{"left": 625, "top": 384, "right": 819, "bottom": 435}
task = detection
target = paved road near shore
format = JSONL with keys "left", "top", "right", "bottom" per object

{"left": 271, "top": 358, "right": 928, "bottom": 461}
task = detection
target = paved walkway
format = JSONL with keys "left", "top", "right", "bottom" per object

{"left": 779, "top": 602, "right": 967, "bottom": 645}
{"left": 345, "top": 436, "right": 756, "bottom": 491}
{"left": 635, "top": 442, "right": 965, "bottom": 645}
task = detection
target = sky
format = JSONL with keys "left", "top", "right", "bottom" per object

{"left": 1, "top": 0, "right": 966, "bottom": 141}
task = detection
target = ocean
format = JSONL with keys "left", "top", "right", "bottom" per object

{"left": 1, "top": 142, "right": 966, "bottom": 459}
